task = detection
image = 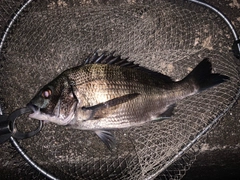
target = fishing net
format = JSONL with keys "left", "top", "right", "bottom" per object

{"left": 0, "top": 0, "right": 239, "bottom": 179}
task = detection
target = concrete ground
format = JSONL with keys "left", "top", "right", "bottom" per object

{"left": 0, "top": 0, "right": 239, "bottom": 179}
{"left": 183, "top": 1, "right": 240, "bottom": 179}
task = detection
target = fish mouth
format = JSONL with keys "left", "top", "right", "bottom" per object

{"left": 27, "top": 103, "right": 39, "bottom": 112}
{"left": 27, "top": 102, "right": 77, "bottom": 126}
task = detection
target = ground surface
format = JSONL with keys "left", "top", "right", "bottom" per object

{"left": 0, "top": 0, "right": 240, "bottom": 179}
{"left": 183, "top": 1, "right": 240, "bottom": 179}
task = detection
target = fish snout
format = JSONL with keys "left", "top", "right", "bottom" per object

{"left": 26, "top": 103, "right": 39, "bottom": 112}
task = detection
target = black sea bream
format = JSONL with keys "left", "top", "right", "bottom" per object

{"left": 27, "top": 52, "right": 229, "bottom": 149}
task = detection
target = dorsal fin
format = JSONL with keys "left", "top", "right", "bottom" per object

{"left": 84, "top": 51, "right": 173, "bottom": 82}
{"left": 83, "top": 51, "right": 139, "bottom": 68}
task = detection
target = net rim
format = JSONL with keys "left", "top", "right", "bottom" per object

{"left": 0, "top": 0, "right": 239, "bottom": 179}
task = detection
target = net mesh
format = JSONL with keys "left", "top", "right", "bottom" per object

{"left": 0, "top": 0, "right": 239, "bottom": 179}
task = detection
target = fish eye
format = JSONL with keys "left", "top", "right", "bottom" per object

{"left": 41, "top": 88, "right": 52, "bottom": 99}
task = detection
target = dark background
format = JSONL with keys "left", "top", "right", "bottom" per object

{"left": 184, "top": 1, "right": 240, "bottom": 179}
{"left": 0, "top": 0, "right": 240, "bottom": 179}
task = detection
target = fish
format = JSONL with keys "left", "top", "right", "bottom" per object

{"left": 27, "top": 51, "right": 229, "bottom": 149}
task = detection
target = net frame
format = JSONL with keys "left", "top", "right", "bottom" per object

{"left": 0, "top": 0, "right": 239, "bottom": 179}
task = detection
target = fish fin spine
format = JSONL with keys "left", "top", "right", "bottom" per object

{"left": 83, "top": 51, "right": 139, "bottom": 68}
{"left": 95, "top": 130, "right": 115, "bottom": 151}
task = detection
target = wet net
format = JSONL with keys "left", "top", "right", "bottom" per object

{"left": 0, "top": 0, "right": 239, "bottom": 179}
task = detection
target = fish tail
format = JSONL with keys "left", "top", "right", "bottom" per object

{"left": 183, "top": 58, "right": 229, "bottom": 92}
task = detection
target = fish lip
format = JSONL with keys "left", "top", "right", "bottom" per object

{"left": 27, "top": 101, "right": 77, "bottom": 125}
{"left": 26, "top": 103, "right": 39, "bottom": 112}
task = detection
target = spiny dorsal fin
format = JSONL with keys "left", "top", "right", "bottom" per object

{"left": 83, "top": 51, "right": 140, "bottom": 68}
{"left": 84, "top": 51, "right": 173, "bottom": 82}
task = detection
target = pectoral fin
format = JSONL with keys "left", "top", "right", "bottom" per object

{"left": 95, "top": 130, "right": 115, "bottom": 151}
{"left": 82, "top": 93, "right": 140, "bottom": 120}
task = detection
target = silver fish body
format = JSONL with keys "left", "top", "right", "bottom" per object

{"left": 27, "top": 52, "right": 229, "bottom": 149}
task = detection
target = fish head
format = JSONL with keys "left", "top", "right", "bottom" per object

{"left": 27, "top": 76, "right": 78, "bottom": 125}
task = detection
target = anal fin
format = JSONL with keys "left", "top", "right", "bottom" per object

{"left": 153, "top": 104, "right": 175, "bottom": 121}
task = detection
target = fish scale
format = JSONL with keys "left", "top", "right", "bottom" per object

{"left": 27, "top": 52, "right": 229, "bottom": 150}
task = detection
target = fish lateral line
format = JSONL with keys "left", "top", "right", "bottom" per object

{"left": 27, "top": 51, "right": 230, "bottom": 151}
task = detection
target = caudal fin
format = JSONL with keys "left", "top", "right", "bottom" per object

{"left": 184, "top": 58, "right": 229, "bottom": 92}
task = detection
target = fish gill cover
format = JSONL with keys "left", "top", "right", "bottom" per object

{"left": 0, "top": 0, "right": 239, "bottom": 179}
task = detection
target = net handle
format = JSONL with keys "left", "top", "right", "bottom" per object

{"left": 0, "top": 1, "right": 239, "bottom": 179}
